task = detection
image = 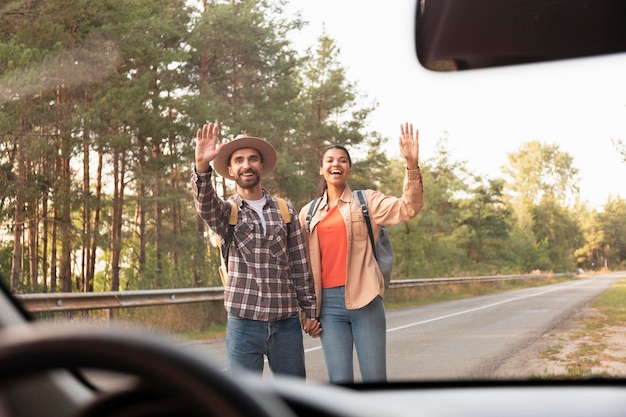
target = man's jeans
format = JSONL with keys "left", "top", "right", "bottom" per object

{"left": 319, "top": 286, "right": 387, "bottom": 383}
{"left": 226, "top": 313, "right": 306, "bottom": 377}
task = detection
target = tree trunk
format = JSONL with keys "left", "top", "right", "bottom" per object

{"left": 193, "top": 216, "right": 207, "bottom": 288}
{"left": 50, "top": 192, "right": 58, "bottom": 293}
{"left": 110, "top": 149, "right": 126, "bottom": 291}
{"left": 54, "top": 81, "right": 74, "bottom": 293}
{"left": 28, "top": 214, "right": 38, "bottom": 290}
{"left": 82, "top": 128, "right": 91, "bottom": 292}
{"left": 10, "top": 121, "right": 25, "bottom": 292}
{"left": 59, "top": 133, "right": 72, "bottom": 292}
{"left": 170, "top": 165, "right": 181, "bottom": 274}
{"left": 137, "top": 181, "right": 146, "bottom": 284}
{"left": 41, "top": 171, "right": 49, "bottom": 293}
{"left": 88, "top": 151, "right": 103, "bottom": 292}
{"left": 152, "top": 143, "right": 163, "bottom": 287}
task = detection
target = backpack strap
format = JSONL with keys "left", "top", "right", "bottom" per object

{"left": 305, "top": 197, "right": 321, "bottom": 233}
{"left": 355, "top": 190, "right": 378, "bottom": 261}
{"left": 217, "top": 200, "right": 238, "bottom": 286}
{"left": 220, "top": 200, "right": 238, "bottom": 265}
{"left": 221, "top": 197, "right": 290, "bottom": 268}
{"left": 276, "top": 197, "right": 291, "bottom": 224}
{"left": 227, "top": 200, "right": 238, "bottom": 225}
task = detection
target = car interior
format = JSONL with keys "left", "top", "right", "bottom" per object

{"left": 1, "top": 0, "right": 626, "bottom": 416}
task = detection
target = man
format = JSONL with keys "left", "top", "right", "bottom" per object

{"left": 191, "top": 122, "right": 320, "bottom": 377}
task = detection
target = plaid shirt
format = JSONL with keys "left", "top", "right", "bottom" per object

{"left": 191, "top": 167, "right": 316, "bottom": 322}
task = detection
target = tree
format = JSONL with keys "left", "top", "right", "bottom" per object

{"left": 502, "top": 141, "right": 588, "bottom": 272}
{"left": 387, "top": 135, "right": 470, "bottom": 278}
{"left": 530, "top": 198, "right": 584, "bottom": 272}
{"left": 502, "top": 226, "right": 551, "bottom": 273}
{"left": 597, "top": 197, "right": 626, "bottom": 268}
{"left": 184, "top": 0, "right": 307, "bottom": 286}
{"left": 2, "top": 0, "right": 194, "bottom": 293}
{"left": 574, "top": 206, "right": 607, "bottom": 271}
{"left": 459, "top": 178, "right": 512, "bottom": 267}
{"left": 0, "top": 0, "right": 106, "bottom": 292}
{"left": 503, "top": 141, "right": 580, "bottom": 216}
{"left": 291, "top": 33, "right": 386, "bottom": 207}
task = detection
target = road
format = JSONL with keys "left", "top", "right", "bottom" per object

{"left": 184, "top": 272, "right": 624, "bottom": 382}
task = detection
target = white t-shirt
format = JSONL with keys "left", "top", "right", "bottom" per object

{"left": 244, "top": 196, "right": 268, "bottom": 234}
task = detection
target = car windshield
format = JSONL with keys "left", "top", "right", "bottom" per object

{"left": 2, "top": 0, "right": 626, "bottom": 384}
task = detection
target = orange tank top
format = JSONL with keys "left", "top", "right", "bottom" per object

{"left": 317, "top": 205, "right": 347, "bottom": 288}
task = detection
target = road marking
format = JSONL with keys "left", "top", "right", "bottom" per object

{"left": 387, "top": 280, "right": 588, "bottom": 333}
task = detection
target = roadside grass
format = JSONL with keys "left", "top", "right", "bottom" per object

{"left": 536, "top": 278, "right": 626, "bottom": 379}
{"left": 174, "top": 323, "right": 227, "bottom": 341}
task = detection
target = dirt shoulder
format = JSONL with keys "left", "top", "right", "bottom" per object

{"left": 493, "top": 305, "right": 626, "bottom": 379}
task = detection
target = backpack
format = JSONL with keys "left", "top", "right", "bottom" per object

{"left": 218, "top": 197, "right": 290, "bottom": 286}
{"left": 305, "top": 190, "right": 393, "bottom": 289}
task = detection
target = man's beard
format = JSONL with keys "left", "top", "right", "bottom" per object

{"left": 235, "top": 171, "right": 261, "bottom": 189}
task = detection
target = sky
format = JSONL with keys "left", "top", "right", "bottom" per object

{"left": 283, "top": 0, "right": 626, "bottom": 210}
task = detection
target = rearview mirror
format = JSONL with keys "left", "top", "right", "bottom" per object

{"left": 415, "top": 0, "right": 626, "bottom": 71}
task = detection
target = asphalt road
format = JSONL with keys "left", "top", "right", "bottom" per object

{"left": 184, "top": 272, "right": 624, "bottom": 382}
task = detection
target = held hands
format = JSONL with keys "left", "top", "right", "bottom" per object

{"left": 301, "top": 311, "right": 322, "bottom": 338}
{"left": 303, "top": 318, "right": 322, "bottom": 338}
{"left": 195, "top": 122, "right": 222, "bottom": 173}
{"left": 399, "top": 122, "right": 420, "bottom": 170}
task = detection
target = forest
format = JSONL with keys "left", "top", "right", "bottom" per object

{"left": 1, "top": 0, "right": 625, "bottom": 294}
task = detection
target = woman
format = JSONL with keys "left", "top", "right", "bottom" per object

{"left": 298, "top": 123, "right": 424, "bottom": 383}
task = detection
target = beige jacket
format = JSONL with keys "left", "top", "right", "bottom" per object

{"left": 299, "top": 168, "right": 423, "bottom": 317}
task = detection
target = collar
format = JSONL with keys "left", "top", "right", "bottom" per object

{"left": 320, "top": 186, "right": 353, "bottom": 210}
{"left": 231, "top": 189, "right": 269, "bottom": 208}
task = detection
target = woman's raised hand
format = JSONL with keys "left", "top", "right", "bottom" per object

{"left": 399, "top": 122, "right": 419, "bottom": 170}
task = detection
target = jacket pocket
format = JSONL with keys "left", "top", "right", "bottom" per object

{"left": 351, "top": 210, "right": 368, "bottom": 241}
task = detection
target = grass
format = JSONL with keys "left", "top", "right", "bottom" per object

{"left": 175, "top": 324, "right": 227, "bottom": 341}
{"left": 540, "top": 345, "right": 563, "bottom": 360}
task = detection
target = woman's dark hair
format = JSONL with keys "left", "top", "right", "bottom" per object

{"left": 317, "top": 145, "right": 352, "bottom": 196}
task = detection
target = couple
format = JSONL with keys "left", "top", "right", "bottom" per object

{"left": 191, "top": 122, "right": 423, "bottom": 383}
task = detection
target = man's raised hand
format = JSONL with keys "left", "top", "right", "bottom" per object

{"left": 195, "top": 122, "right": 222, "bottom": 173}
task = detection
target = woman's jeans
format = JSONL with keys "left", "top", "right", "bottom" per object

{"left": 226, "top": 313, "right": 306, "bottom": 377}
{"left": 320, "top": 286, "right": 387, "bottom": 383}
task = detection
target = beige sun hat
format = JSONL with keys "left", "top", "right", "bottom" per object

{"left": 212, "top": 134, "right": 277, "bottom": 181}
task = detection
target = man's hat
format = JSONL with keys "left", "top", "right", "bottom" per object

{"left": 212, "top": 134, "right": 277, "bottom": 181}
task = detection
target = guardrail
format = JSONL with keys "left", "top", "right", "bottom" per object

{"left": 15, "top": 273, "right": 567, "bottom": 313}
